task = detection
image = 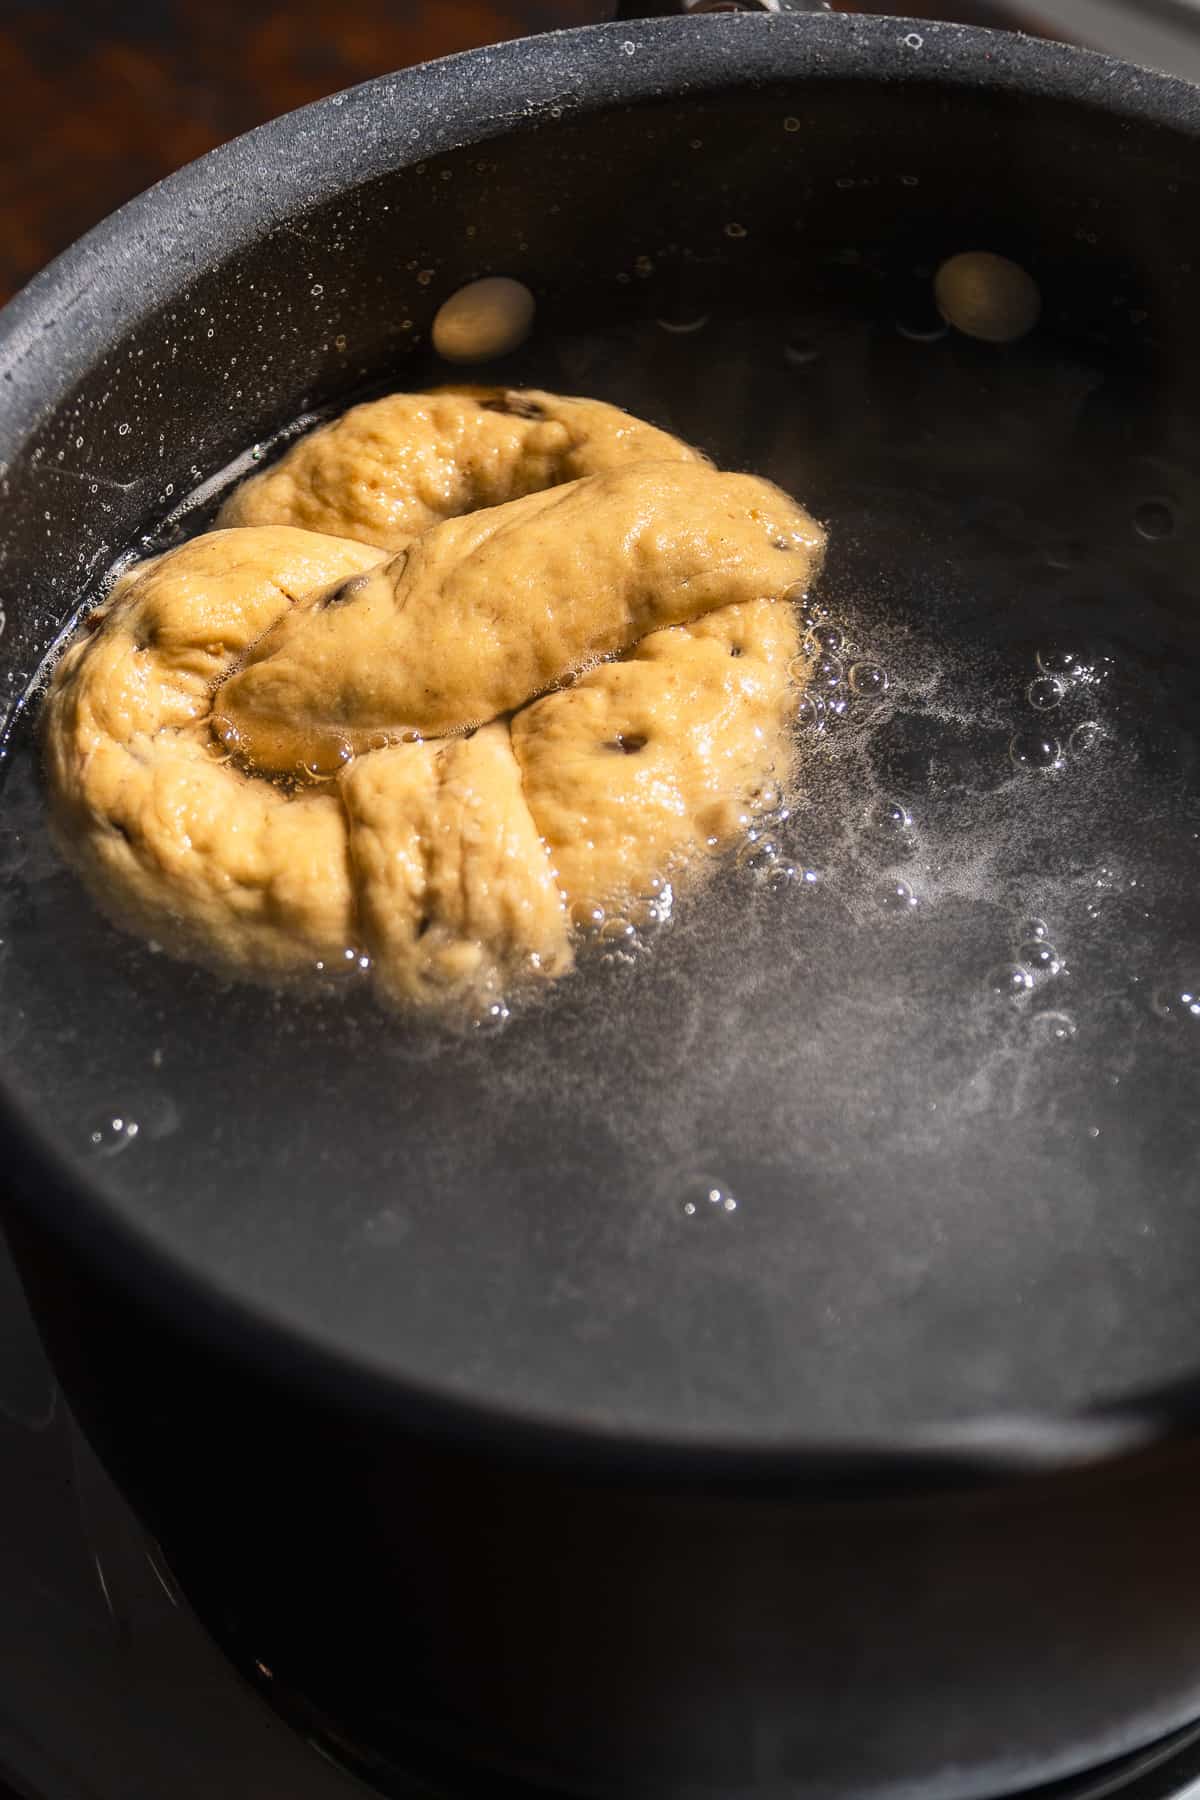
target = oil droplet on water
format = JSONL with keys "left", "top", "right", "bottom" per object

{"left": 988, "top": 964, "right": 1033, "bottom": 998}
{"left": 1010, "top": 730, "right": 1061, "bottom": 772}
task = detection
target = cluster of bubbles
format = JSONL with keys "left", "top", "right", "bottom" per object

{"left": 726, "top": 588, "right": 898, "bottom": 902}
{"left": 81, "top": 1090, "right": 181, "bottom": 1158}
{"left": 987, "top": 915, "right": 1066, "bottom": 1007}
{"left": 574, "top": 873, "right": 677, "bottom": 978}
{"left": 313, "top": 946, "right": 371, "bottom": 981}
{"left": 984, "top": 916, "right": 1082, "bottom": 1053}
{"left": 680, "top": 1179, "right": 738, "bottom": 1220}
{"left": 1151, "top": 984, "right": 1200, "bottom": 1029}
{"left": 1010, "top": 644, "right": 1107, "bottom": 775}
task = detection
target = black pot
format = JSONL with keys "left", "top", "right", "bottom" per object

{"left": 5, "top": 13, "right": 1200, "bottom": 1798}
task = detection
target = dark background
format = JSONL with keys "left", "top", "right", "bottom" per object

{"left": 0, "top": 0, "right": 1057, "bottom": 306}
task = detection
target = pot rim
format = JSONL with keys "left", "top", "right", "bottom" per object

{"left": 3, "top": 13, "right": 1199, "bottom": 1492}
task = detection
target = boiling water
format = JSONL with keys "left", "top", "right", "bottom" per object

{"left": 2, "top": 305, "right": 1199, "bottom": 1441}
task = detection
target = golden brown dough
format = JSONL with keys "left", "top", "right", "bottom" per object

{"left": 44, "top": 388, "right": 825, "bottom": 1021}
{"left": 340, "top": 723, "right": 571, "bottom": 1011}
{"left": 216, "top": 463, "right": 823, "bottom": 776}
{"left": 512, "top": 599, "right": 803, "bottom": 918}
{"left": 42, "top": 527, "right": 382, "bottom": 980}
{"left": 217, "top": 386, "right": 702, "bottom": 552}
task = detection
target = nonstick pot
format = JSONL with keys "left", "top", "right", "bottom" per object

{"left": 4, "top": 12, "right": 1200, "bottom": 1799}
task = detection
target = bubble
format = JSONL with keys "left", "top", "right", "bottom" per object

{"left": 934, "top": 251, "right": 1042, "bottom": 344}
{"left": 656, "top": 312, "right": 709, "bottom": 335}
{"left": 473, "top": 999, "right": 512, "bottom": 1035}
{"left": 737, "top": 836, "right": 781, "bottom": 877}
{"left": 1028, "top": 676, "right": 1065, "bottom": 711}
{"left": 1069, "top": 721, "right": 1105, "bottom": 756}
{"left": 1152, "top": 983, "right": 1200, "bottom": 1025}
{"left": 988, "top": 964, "right": 1033, "bottom": 998}
{"left": 807, "top": 623, "right": 844, "bottom": 655}
{"left": 641, "top": 881, "right": 674, "bottom": 930}
{"left": 876, "top": 799, "right": 912, "bottom": 833}
{"left": 879, "top": 878, "right": 917, "bottom": 913}
{"left": 1010, "top": 730, "right": 1062, "bottom": 772}
{"left": 83, "top": 1111, "right": 140, "bottom": 1158}
{"left": 849, "top": 662, "right": 888, "bottom": 698}
{"left": 301, "top": 741, "right": 354, "bottom": 780}
{"left": 1022, "top": 917, "right": 1050, "bottom": 943}
{"left": 724, "top": 222, "right": 747, "bottom": 241}
{"left": 796, "top": 692, "right": 826, "bottom": 731}
{"left": 783, "top": 583, "right": 822, "bottom": 627}
{"left": 784, "top": 337, "right": 821, "bottom": 368}
{"left": 1021, "top": 939, "right": 1062, "bottom": 976}
{"left": 1036, "top": 645, "right": 1078, "bottom": 677}
{"left": 763, "top": 859, "right": 800, "bottom": 893}
{"left": 896, "top": 311, "right": 949, "bottom": 345}
{"left": 810, "top": 655, "right": 844, "bottom": 691}
{"left": 1030, "top": 1011, "right": 1077, "bottom": 1046}
{"left": 1134, "top": 499, "right": 1176, "bottom": 541}
{"left": 597, "top": 917, "right": 642, "bottom": 964}
{"left": 210, "top": 715, "right": 242, "bottom": 754}
{"left": 431, "top": 277, "right": 535, "bottom": 364}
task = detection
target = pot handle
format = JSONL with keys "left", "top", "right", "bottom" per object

{"left": 613, "top": 0, "right": 831, "bottom": 17}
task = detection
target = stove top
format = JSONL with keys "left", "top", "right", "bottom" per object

{"left": 3, "top": 1226, "right": 1200, "bottom": 1800}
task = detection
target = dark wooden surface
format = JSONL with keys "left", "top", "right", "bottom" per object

{"left": 0, "top": 0, "right": 1058, "bottom": 307}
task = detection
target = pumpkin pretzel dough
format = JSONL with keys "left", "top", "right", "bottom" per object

{"left": 43, "top": 389, "right": 824, "bottom": 1017}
